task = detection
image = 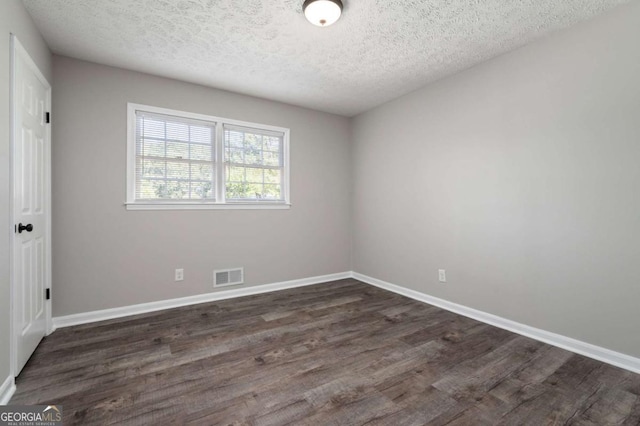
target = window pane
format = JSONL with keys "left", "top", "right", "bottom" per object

{"left": 244, "top": 148, "right": 261, "bottom": 165}
{"left": 226, "top": 182, "right": 249, "bottom": 199}
{"left": 264, "top": 136, "right": 279, "bottom": 151}
{"left": 227, "top": 130, "right": 244, "bottom": 148}
{"left": 264, "top": 169, "right": 281, "bottom": 184}
{"left": 166, "top": 121, "right": 190, "bottom": 142}
{"left": 227, "top": 165, "right": 245, "bottom": 182}
{"left": 141, "top": 118, "right": 164, "bottom": 139}
{"left": 227, "top": 148, "right": 244, "bottom": 164}
{"left": 190, "top": 181, "right": 214, "bottom": 199}
{"left": 246, "top": 183, "right": 263, "bottom": 198}
{"left": 190, "top": 126, "right": 212, "bottom": 144}
{"left": 162, "top": 180, "right": 189, "bottom": 199}
{"left": 138, "top": 179, "right": 159, "bottom": 199}
{"left": 244, "top": 133, "right": 262, "bottom": 151}
{"left": 142, "top": 139, "right": 165, "bottom": 157}
{"left": 166, "top": 141, "right": 189, "bottom": 160}
{"left": 245, "top": 167, "right": 263, "bottom": 183}
{"left": 263, "top": 184, "right": 281, "bottom": 199}
{"left": 191, "top": 163, "right": 213, "bottom": 181}
{"left": 262, "top": 151, "right": 280, "bottom": 166}
{"left": 142, "top": 159, "right": 165, "bottom": 178}
{"left": 166, "top": 161, "right": 190, "bottom": 180}
{"left": 191, "top": 144, "right": 212, "bottom": 161}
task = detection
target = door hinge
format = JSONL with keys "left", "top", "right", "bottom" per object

{"left": 45, "top": 112, "right": 50, "bottom": 124}
{"left": 45, "top": 288, "right": 51, "bottom": 300}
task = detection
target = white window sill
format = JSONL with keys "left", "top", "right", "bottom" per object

{"left": 124, "top": 202, "right": 291, "bottom": 211}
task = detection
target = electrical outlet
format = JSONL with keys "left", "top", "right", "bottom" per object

{"left": 175, "top": 268, "right": 184, "bottom": 281}
{"left": 438, "top": 269, "right": 446, "bottom": 283}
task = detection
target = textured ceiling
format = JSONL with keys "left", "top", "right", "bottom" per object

{"left": 23, "top": 0, "right": 629, "bottom": 116}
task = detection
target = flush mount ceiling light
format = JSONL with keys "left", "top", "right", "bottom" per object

{"left": 303, "top": 0, "right": 343, "bottom": 27}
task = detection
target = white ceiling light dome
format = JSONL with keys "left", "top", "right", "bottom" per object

{"left": 303, "top": 0, "right": 343, "bottom": 27}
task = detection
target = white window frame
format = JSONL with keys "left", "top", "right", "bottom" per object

{"left": 126, "top": 103, "right": 290, "bottom": 210}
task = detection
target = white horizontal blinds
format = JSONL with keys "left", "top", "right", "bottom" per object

{"left": 135, "top": 110, "right": 216, "bottom": 201}
{"left": 224, "top": 124, "right": 285, "bottom": 202}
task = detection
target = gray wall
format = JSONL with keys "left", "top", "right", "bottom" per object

{"left": 352, "top": 2, "right": 640, "bottom": 358}
{"left": 0, "top": 0, "right": 51, "bottom": 384}
{"left": 52, "top": 56, "right": 351, "bottom": 317}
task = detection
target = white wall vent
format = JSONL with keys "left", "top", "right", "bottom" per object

{"left": 214, "top": 268, "right": 244, "bottom": 287}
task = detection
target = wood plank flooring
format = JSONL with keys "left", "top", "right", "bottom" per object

{"left": 11, "top": 279, "right": 640, "bottom": 425}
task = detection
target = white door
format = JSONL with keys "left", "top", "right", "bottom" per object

{"left": 12, "top": 35, "right": 51, "bottom": 375}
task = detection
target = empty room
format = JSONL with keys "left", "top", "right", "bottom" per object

{"left": 1, "top": 0, "right": 639, "bottom": 424}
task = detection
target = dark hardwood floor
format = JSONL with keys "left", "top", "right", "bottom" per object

{"left": 11, "top": 279, "right": 640, "bottom": 425}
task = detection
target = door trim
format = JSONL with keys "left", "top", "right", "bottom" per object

{"left": 10, "top": 34, "right": 52, "bottom": 378}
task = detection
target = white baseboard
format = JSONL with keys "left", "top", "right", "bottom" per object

{"left": 50, "top": 270, "right": 640, "bottom": 375}
{"left": 0, "top": 375, "right": 16, "bottom": 405}
{"left": 353, "top": 272, "right": 640, "bottom": 375}
{"left": 53, "top": 271, "right": 352, "bottom": 329}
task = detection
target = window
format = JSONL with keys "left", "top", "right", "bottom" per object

{"left": 126, "top": 104, "right": 290, "bottom": 210}
{"left": 133, "top": 110, "right": 216, "bottom": 202}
